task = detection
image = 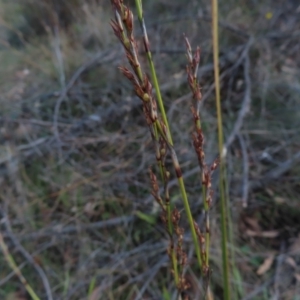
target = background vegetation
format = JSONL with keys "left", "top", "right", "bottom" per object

{"left": 0, "top": 0, "right": 300, "bottom": 299}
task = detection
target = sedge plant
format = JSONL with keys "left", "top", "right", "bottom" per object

{"left": 110, "top": 0, "right": 230, "bottom": 298}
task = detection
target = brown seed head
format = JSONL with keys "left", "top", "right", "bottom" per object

{"left": 110, "top": 20, "right": 122, "bottom": 40}
{"left": 211, "top": 157, "right": 219, "bottom": 172}
{"left": 124, "top": 8, "right": 134, "bottom": 38}
{"left": 161, "top": 214, "right": 166, "bottom": 225}
{"left": 111, "top": 0, "right": 121, "bottom": 11}
{"left": 193, "top": 47, "right": 201, "bottom": 66}
{"left": 142, "top": 75, "right": 152, "bottom": 94}
{"left": 187, "top": 72, "right": 194, "bottom": 90}
{"left": 181, "top": 252, "right": 187, "bottom": 266}
{"left": 134, "top": 84, "right": 144, "bottom": 100}
{"left": 165, "top": 170, "right": 170, "bottom": 179}
{"left": 172, "top": 208, "right": 180, "bottom": 224}
{"left": 193, "top": 84, "right": 202, "bottom": 101}
{"left": 184, "top": 35, "right": 193, "bottom": 63}
{"left": 149, "top": 168, "right": 159, "bottom": 193}
{"left": 118, "top": 66, "right": 135, "bottom": 82}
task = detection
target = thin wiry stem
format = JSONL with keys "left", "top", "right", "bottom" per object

{"left": 134, "top": 0, "right": 172, "bottom": 145}
{"left": 211, "top": 0, "right": 231, "bottom": 299}
{"left": 0, "top": 233, "right": 40, "bottom": 300}
{"left": 133, "top": 1, "right": 176, "bottom": 265}
{"left": 134, "top": 0, "right": 203, "bottom": 275}
{"left": 2, "top": 212, "right": 53, "bottom": 300}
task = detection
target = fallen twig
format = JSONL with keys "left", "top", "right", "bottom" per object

{"left": 2, "top": 209, "right": 53, "bottom": 300}
{"left": 18, "top": 215, "right": 135, "bottom": 241}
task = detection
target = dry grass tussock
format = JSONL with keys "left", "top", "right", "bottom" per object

{"left": 0, "top": 0, "right": 300, "bottom": 299}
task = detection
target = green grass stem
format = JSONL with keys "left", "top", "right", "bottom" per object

{"left": 211, "top": 0, "right": 231, "bottom": 299}
{"left": 134, "top": 0, "right": 173, "bottom": 145}
{"left": 0, "top": 233, "right": 41, "bottom": 300}
{"left": 134, "top": 0, "right": 204, "bottom": 284}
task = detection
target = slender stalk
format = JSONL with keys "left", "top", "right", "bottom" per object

{"left": 155, "top": 120, "right": 203, "bottom": 271}
{"left": 174, "top": 157, "right": 203, "bottom": 271}
{"left": 203, "top": 187, "right": 209, "bottom": 266}
{"left": 184, "top": 38, "right": 214, "bottom": 293}
{"left": 0, "top": 233, "right": 40, "bottom": 300}
{"left": 226, "top": 174, "right": 242, "bottom": 299}
{"left": 134, "top": 0, "right": 173, "bottom": 145}
{"left": 211, "top": 0, "right": 231, "bottom": 299}
{"left": 134, "top": 0, "right": 203, "bottom": 272}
